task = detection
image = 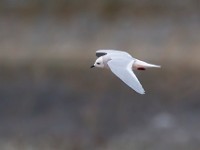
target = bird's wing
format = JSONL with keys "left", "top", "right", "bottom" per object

{"left": 96, "top": 49, "right": 133, "bottom": 58}
{"left": 107, "top": 58, "right": 145, "bottom": 94}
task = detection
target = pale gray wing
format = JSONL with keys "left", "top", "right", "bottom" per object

{"left": 96, "top": 49, "right": 133, "bottom": 59}
{"left": 107, "top": 59, "right": 145, "bottom": 94}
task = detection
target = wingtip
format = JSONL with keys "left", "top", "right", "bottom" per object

{"left": 140, "top": 91, "right": 145, "bottom": 95}
{"left": 137, "top": 90, "right": 145, "bottom": 95}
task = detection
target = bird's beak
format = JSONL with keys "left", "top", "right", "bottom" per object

{"left": 90, "top": 65, "right": 95, "bottom": 68}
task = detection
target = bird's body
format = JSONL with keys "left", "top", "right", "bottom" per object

{"left": 91, "top": 49, "right": 161, "bottom": 94}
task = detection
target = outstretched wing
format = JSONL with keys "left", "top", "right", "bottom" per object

{"left": 107, "top": 59, "right": 145, "bottom": 94}
{"left": 96, "top": 51, "right": 107, "bottom": 57}
{"left": 96, "top": 49, "right": 133, "bottom": 59}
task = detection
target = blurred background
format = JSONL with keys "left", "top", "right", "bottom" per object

{"left": 0, "top": 0, "right": 200, "bottom": 149}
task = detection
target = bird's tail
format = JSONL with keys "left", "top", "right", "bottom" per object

{"left": 133, "top": 59, "right": 161, "bottom": 70}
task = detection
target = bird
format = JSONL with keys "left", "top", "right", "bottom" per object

{"left": 91, "top": 49, "right": 161, "bottom": 94}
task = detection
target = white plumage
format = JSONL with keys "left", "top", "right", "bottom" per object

{"left": 91, "top": 49, "right": 161, "bottom": 94}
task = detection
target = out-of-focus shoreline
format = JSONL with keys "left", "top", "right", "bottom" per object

{"left": 1, "top": 14, "right": 200, "bottom": 66}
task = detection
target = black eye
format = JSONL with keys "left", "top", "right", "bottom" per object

{"left": 97, "top": 62, "right": 100, "bottom": 65}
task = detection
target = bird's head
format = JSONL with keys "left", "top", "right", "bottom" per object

{"left": 91, "top": 57, "right": 104, "bottom": 68}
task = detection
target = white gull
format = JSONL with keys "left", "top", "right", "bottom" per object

{"left": 91, "top": 49, "right": 161, "bottom": 94}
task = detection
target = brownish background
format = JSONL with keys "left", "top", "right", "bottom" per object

{"left": 0, "top": 0, "right": 200, "bottom": 149}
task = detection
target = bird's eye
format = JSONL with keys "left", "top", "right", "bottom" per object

{"left": 97, "top": 62, "right": 100, "bottom": 65}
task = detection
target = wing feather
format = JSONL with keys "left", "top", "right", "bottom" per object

{"left": 107, "top": 59, "right": 145, "bottom": 94}
{"left": 96, "top": 49, "right": 133, "bottom": 59}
